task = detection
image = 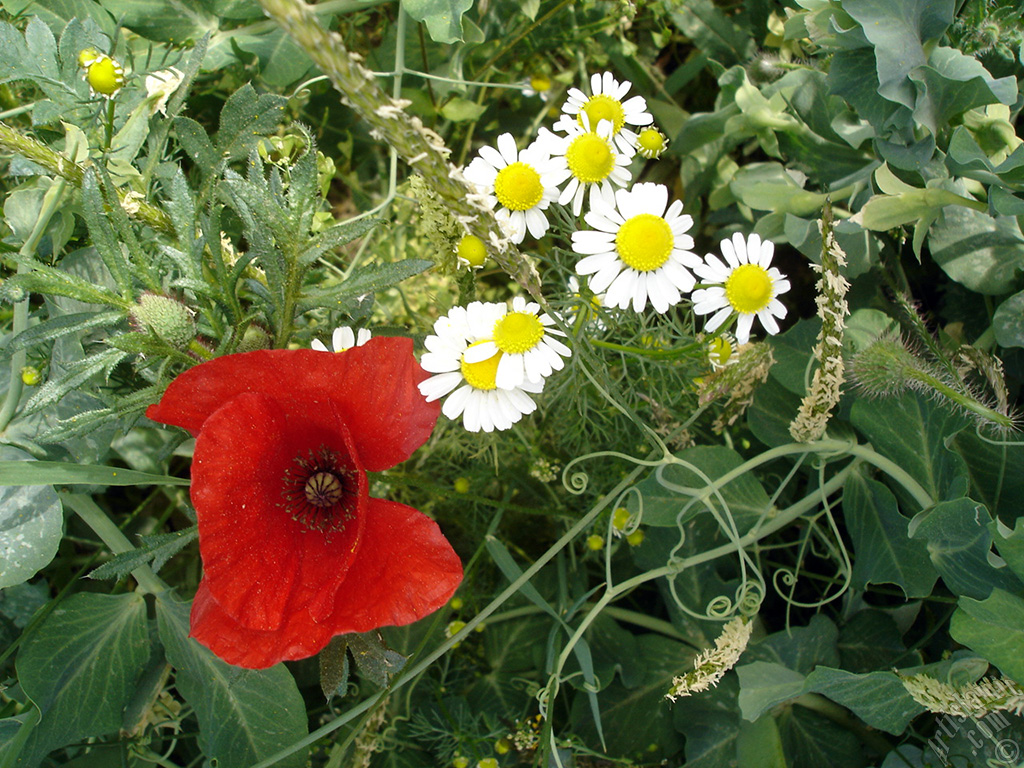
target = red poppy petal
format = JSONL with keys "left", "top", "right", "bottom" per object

{"left": 190, "top": 580, "right": 335, "bottom": 669}
{"left": 324, "top": 498, "right": 463, "bottom": 633}
{"left": 192, "top": 392, "right": 366, "bottom": 631}
{"left": 145, "top": 338, "right": 438, "bottom": 471}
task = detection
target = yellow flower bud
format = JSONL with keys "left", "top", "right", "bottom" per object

{"left": 456, "top": 235, "right": 487, "bottom": 269}
{"left": 79, "top": 50, "right": 125, "bottom": 97}
{"left": 636, "top": 127, "right": 668, "bottom": 159}
{"left": 626, "top": 529, "right": 645, "bottom": 547}
{"left": 611, "top": 507, "right": 631, "bottom": 532}
{"left": 20, "top": 366, "right": 41, "bottom": 386}
{"left": 586, "top": 534, "right": 604, "bottom": 551}
{"left": 453, "top": 477, "right": 471, "bottom": 494}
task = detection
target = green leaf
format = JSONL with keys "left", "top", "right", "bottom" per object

{"left": 173, "top": 116, "right": 220, "bottom": 171}
{"left": 297, "top": 259, "right": 433, "bottom": 313}
{"left": 402, "top": 0, "right": 474, "bottom": 44}
{"left": 672, "top": 676, "right": 741, "bottom": 768}
{"left": 635, "top": 446, "right": 770, "bottom": 535}
{"left": 0, "top": 447, "right": 62, "bottom": 590}
{"left": 16, "top": 592, "right": 149, "bottom": 764}
{"left": 837, "top": 610, "right": 910, "bottom": 672}
{"left": 775, "top": 704, "right": 864, "bottom": 768}
{"left": 745, "top": 614, "right": 840, "bottom": 675}
{"left": 950, "top": 589, "right": 1024, "bottom": 681}
{"left": 992, "top": 517, "right": 1024, "bottom": 584}
{"left": 993, "top": 290, "right": 1024, "bottom": 348}
{"left": 216, "top": 84, "right": 289, "bottom": 160}
{"left": 300, "top": 217, "right": 383, "bottom": 267}
{"left": 440, "top": 96, "right": 487, "bottom": 122}
{"left": 729, "top": 162, "right": 831, "bottom": 216}
{"left": 97, "top": 0, "right": 215, "bottom": 43}
{"left": 736, "top": 661, "right": 806, "bottom": 721}
{"left": 843, "top": 472, "right": 938, "bottom": 599}
{"left": 664, "top": 0, "right": 753, "bottom": 66}
{"left": 232, "top": 29, "right": 312, "bottom": 88}
{"left": 88, "top": 527, "right": 198, "bottom": 580}
{"left": 909, "top": 498, "right": 1022, "bottom": 600}
{"left": 842, "top": 0, "right": 954, "bottom": 110}
{"left": 928, "top": 204, "right": 1024, "bottom": 295}
{"left": 803, "top": 668, "right": 924, "bottom": 735}
{"left": 908, "top": 47, "right": 1016, "bottom": 136}
{"left": 155, "top": 594, "right": 308, "bottom": 768}
{"left": 0, "top": 311, "right": 125, "bottom": 363}
{"left": 319, "top": 636, "right": 350, "bottom": 701}
{"left": 747, "top": 376, "right": 803, "bottom": 448}
{"left": 347, "top": 632, "right": 408, "bottom": 689}
{"left": 736, "top": 715, "right": 787, "bottom": 768}
{"left": 948, "top": 425, "right": 1024, "bottom": 519}
{"left": 23, "top": 347, "right": 129, "bottom": 416}
{"left": 849, "top": 392, "right": 970, "bottom": 512}
{"left": 0, "top": 462, "right": 187, "bottom": 487}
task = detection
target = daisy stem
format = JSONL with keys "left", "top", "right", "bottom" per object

{"left": 62, "top": 493, "right": 167, "bottom": 595}
{"left": 103, "top": 97, "right": 115, "bottom": 151}
{"left": 591, "top": 338, "right": 704, "bottom": 359}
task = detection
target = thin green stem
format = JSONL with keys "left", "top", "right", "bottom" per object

{"left": 62, "top": 493, "right": 167, "bottom": 595}
{"left": 592, "top": 338, "right": 704, "bottom": 359}
{"left": 0, "top": 175, "right": 68, "bottom": 434}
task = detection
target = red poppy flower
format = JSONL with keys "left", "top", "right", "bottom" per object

{"left": 146, "top": 337, "right": 462, "bottom": 669}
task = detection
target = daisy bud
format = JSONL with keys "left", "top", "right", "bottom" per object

{"left": 495, "top": 737, "right": 513, "bottom": 755}
{"left": 130, "top": 293, "right": 196, "bottom": 350}
{"left": 626, "top": 529, "right": 645, "bottom": 547}
{"left": 78, "top": 48, "right": 124, "bottom": 98}
{"left": 21, "top": 366, "right": 41, "bottom": 386}
{"left": 636, "top": 127, "right": 668, "bottom": 159}
{"left": 586, "top": 534, "right": 604, "bottom": 551}
{"left": 611, "top": 506, "right": 631, "bottom": 533}
{"left": 449, "top": 596, "right": 464, "bottom": 610}
{"left": 456, "top": 234, "right": 487, "bottom": 269}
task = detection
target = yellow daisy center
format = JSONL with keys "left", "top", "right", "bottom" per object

{"left": 494, "top": 162, "right": 543, "bottom": 211}
{"left": 529, "top": 75, "right": 552, "bottom": 92}
{"left": 579, "top": 94, "right": 626, "bottom": 134}
{"left": 86, "top": 56, "right": 124, "bottom": 96}
{"left": 493, "top": 311, "right": 544, "bottom": 354}
{"left": 565, "top": 132, "right": 615, "bottom": 183}
{"left": 615, "top": 214, "right": 673, "bottom": 272}
{"left": 457, "top": 234, "right": 487, "bottom": 267}
{"left": 637, "top": 128, "right": 666, "bottom": 156}
{"left": 461, "top": 342, "right": 501, "bottom": 390}
{"left": 725, "top": 263, "right": 774, "bottom": 313}
{"left": 708, "top": 336, "right": 734, "bottom": 367}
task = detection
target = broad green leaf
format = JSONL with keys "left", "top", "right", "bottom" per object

{"left": 842, "top": 0, "right": 954, "bottom": 110}
{"left": 843, "top": 472, "right": 938, "bottom": 599}
{"left": 16, "top": 592, "right": 149, "bottom": 764}
{"left": 319, "top": 636, "right": 350, "bottom": 701}
{"left": 0, "top": 461, "right": 187, "bottom": 487}
{"left": 232, "top": 29, "right": 312, "bottom": 87}
{"left": 0, "top": 447, "right": 62, "bottom": 590}
{"left": 347, "top": 632, "right": 407, "bottom": 689}
{"left": 736, "top": 715, "right": 786, "bottom": 768}
{"left": 803, "top": 668, "right": 924, "bottom": 735}
{"left": 672, "top": 676, "right": 741, "bottom": 768}
{"left": 635, "top": 446, "right": 770, "bottom": 535}
{"left": 775, "top": 704, "right": 864, "bottom": 768}
{"left": 729, "top": 162, "right": 831, "bottom": 216}
{"left": 993, "top": 290, "right": 1024, "bottom": 348}
{"left": 747, "top": 375, "right": 803, "bottom": 448}
{"left": 736, "top": 661, "right": 806, "bottom": 721}
{"left": 173, "top": 116, "right": 220, "bottom": 171}
{"left": 950, "top": 589, "right": 1024, "bottom": 682}
{"left": 745, "top": 615, "right": 840, "bottom": 675}
{"left": 402, "top": 0, "right": 473, "bottom": 44}
{"left": 948, "top": 426, "right": 1024, "bottom": 520}
{"left": 909, "top": 47, "right": 1016, "bottom": 135}
{"left": 928, "top": 204, "right": 1024, "bottom": 295}
{"left": 910, "top": 498, "right": 1022, "bottom": 600}
{"left": 155, "top": 594, "right": 308, "bottom": 768}
{"left": 98, "top": 0, "right": 214, "bottom": 43}
{"left": 837, "top": 610, "right": 911, "bottom": 673}
{"left": 665, "top": 0, "right": 753, "bottom": 66}
{"left": 854, "top": 186, "right": 976, "bottom": 231}
{"left": 992, "top": 517, "right": 1024, "bottom": 583}
{"left": 849, "top": 392, "right": 970, "bottom": 513}
{"left": 828, "top": 48, "right": 907, "bottom": 135}
{"left": 571, "top": 634, "right": 686, "bottom": 760}
{"left": 440, "top": 96, "right": 487, "bottom": 122}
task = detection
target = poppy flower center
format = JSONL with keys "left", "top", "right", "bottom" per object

{"left": 282, "top": 446, "right": 358, "bottom": 532}
{"left": 725, "top": 263, "right": 774, "bottom": 313}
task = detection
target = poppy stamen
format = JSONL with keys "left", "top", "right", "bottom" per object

{"left": 281, "top": 446, "right": 357, "bottom": 532}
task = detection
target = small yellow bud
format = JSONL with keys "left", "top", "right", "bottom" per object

{"left": 626, "top": 529, "right": 645, "bottom": 547}
{"left": 495, "top": 737, "right": 512, "bottom": 755}
{"left": 445, "top": 620, "right": 467, "bottom": 639}
{"left": 454, "top": 477, "right": 471, "bottom": 494}
{"left": 20, "top": 366, "right": 41, "bottom": 386}
{"left": 474, "top": 623, "right": 486, "bottom": 633}
{"left": 79, "top": 50, "right": 124, "bottom": 97}
{"left": 611, "top": 507, "right": 631, "bottom": 532}
{"left": 456, "top": 235, "right": 487, "bottom": 269}
{"left": 636, "top": 127, "right": 668, "bottom": 159}
{"left": 478, "top": 759, "right": 499, "bottom": 768}
{"left": 449, "top": 597, "right": 464, "bottom": 610}
{"left": 586, "top": 534, "right": 604, "bottom": 551}
{"left": 453, "top": 757, "right": 469, "bottom": 768}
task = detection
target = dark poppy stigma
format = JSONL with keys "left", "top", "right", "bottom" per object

{"left": 281, "top": 445, "right": 357, "bottom": 532}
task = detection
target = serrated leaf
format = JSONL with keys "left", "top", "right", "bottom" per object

{"left": 216, "top": 84, "right": 288, "bottom": 160}
{"left": 155, "top": 594, "right": 308, "bottom": 768}
{"left": 0, "top": 311, "right": 125, "bottom": 363}
{"left": 402, "top": 0, "right": 474, "bottom": 43}
{"left": 173, "top": 116, "right": 220, "bottom": 171}
{"left": 0, "top": 447, "right": 63, "bottom": 590}
{"left": 88, "top": 527, "right": 198, "bottom": 580}
{"left": 297, "top": 259, "right": 432, "bottom": 313}
{"left": 15, "top": 592, "right": 149, "bottom": 764}
{"left": 23, "top": 347, "right": 129, "bottom": 415}
{"left": 300, "top": 217, "right": 382, "bottom": 267}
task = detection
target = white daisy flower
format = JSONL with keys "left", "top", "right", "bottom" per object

{"left": 540, "top": 114, "right": 633, "bottom": 217}
{"left": 691, "top": 233, "right": 791, "bottom": 344}
{"left": 463, "top": 296, "right": 572, "bottom": 390}
{"left": 463, "top": 133, "right": 560, "bottom": 244}
{"left": 522, "top": 74, "right": 553, "bottom": 101}
{"left": 311, "top": 326, "right": 372, "bottom": 353}
{"left": 571, "top": 183, "right": 701, "bottom": 314}
{"left": 555, "top": 71, "right": 653, "bottom": 155}
{"left": 418, "top": 302, "right": 543, "bottom": 433}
